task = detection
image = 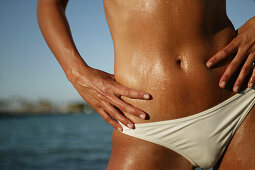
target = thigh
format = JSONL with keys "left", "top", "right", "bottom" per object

{"left": 107, "top": 129, "right": 195, "bottom": 170}
{"left": 218, "top": 106, "right": 255, "bottom": 170}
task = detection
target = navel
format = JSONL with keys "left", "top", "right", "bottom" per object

{"left": 176, "top": 55, "right": 182, "bottom": 66}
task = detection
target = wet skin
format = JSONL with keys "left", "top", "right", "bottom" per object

{"left": 104, "top": 0, "right": 255, "bottom": 169}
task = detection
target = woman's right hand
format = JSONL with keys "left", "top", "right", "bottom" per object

{"left": 69, "top": 66, "right": 151, "bottom": 132}
{"left": 37, "top": 0, "right": 151, "bottom": 131}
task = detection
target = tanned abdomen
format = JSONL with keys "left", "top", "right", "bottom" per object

{"left": 104, "top": 0, "right": 237, "bottom": 123}
{"left": 103, "top": 0, "right": 241, "bottom": 169}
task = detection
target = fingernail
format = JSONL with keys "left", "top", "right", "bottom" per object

{"left": 248, "top": 83, "right": 253, "bottom": 88}
{"left": 220, "top": 81, "right": 226, "bottom": 88}
{"left": 233, "top": 86, "right": 239, "bottom": 92}
{"left": 206, "top": 61, "right": 213, "bottom": 68}
{"left": 117, "top": 127, "right": 122, "bottom": 132}
{"left": 139, "top": 114, "right": 146, "bottom": 119}
{"left": 127, "top": 124, "right": 133, "bottom": 129}
{"left": 143, "top": 94, "right": 150, "bottom": 99}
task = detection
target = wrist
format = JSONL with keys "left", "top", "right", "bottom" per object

{"left": 62, "top": 53, "right": 91, "bottom": 83}
{"left": 66, "top": 63, "right": 92, "bottom": 83}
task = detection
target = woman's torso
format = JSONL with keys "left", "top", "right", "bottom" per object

{"left": 103, "top": 0, "right": 241, "bottom": 169}
{"left": 104, "top": 0, "right": 237, "bottom": 122}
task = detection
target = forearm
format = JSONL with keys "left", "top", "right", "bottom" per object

{"left": 37, "top": 0, "right": 90, "bottom": 81}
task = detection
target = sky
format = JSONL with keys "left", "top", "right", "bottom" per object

{"left": 0, "top": 0, "right": 255, "bottom": 104}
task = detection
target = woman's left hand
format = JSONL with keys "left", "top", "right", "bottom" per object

{"left": 206, "top": 16, "right": 255, "bottom": 92}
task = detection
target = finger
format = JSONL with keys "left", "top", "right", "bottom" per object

{"left": 113, "top": 82, "right": 151, "bottom": 100}
{"left": 219, "top": 48, "right": 247, "bottom": 88}
{"left": 96, "top": 107, "right": 123, "bottom": 132}
{"left": 233, "top": 54, "right": 254, "bottom": 92}
{"left": 207, "top": 38, "right": 239, "bottom": 68}
{"left": 110, "top": 95, "right": 147, "bottom": 119}
{"left": 248, "top": 64, "right": 255, "bottom": 88}
{"left": 103, "top": 102, "right": 135, "bottom": 129}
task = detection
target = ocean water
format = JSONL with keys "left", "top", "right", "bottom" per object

{"left": 0, "top": 113, "right": 212, "bottom": 170}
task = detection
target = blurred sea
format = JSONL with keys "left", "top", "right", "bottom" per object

{"left": 0, "top": 113, "right": 212, "bottom": 170}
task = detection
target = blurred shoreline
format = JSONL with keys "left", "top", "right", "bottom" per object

{"left": 0, "top": 97, "right": 94, "bottom": 115}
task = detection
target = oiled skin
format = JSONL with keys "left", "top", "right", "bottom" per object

{"left": 104, "top": 0, "right": 255, "bottom": 169}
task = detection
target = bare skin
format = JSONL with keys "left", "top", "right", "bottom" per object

{"left": 104, "top": 0, "right": 255, "bottom": 169}
{"left": 207, "top": 16, "right": 255, "bottom": 91}
{"left": 37, "top": 0, "right": 255, "bottom": 169}
{"left": 37, "top": 0, "right": 151, "bottom": 132}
